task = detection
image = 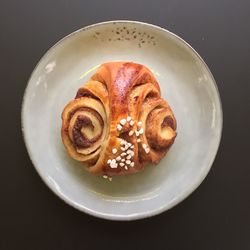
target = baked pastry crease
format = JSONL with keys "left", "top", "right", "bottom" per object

{"left": 61, "top": 62, "right": 177, "bottom": 176}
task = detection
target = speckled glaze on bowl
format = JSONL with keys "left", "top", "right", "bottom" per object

{"left": 22, "top": 20, "right": 223, "bottom": 220}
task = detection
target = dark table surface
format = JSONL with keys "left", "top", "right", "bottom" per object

{"left": 1, "top": 0, "right": 250, "bottom": 249}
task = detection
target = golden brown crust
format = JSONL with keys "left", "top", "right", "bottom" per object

{"left": 61, "top": 62, "right": 177, "bottom": 176}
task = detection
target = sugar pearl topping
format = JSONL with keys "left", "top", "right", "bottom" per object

{"left": 140, "top": 143, "right": 150, "bottom": 154}
{"left": 126, "top": 149, "right": 133, "bottom": 155}
{"left": 103, "top": 175, "right": 112, "bottom": 181}
{"left": 107, "top": 131, "right": 136, "bottom": 172}
{"left": 108, "top": 118, "right": 147, "bottom": 174}
{"left": 138, "top": 128, "right": 144, "bottom": 134}
{"left": 117, "top": 124, "right": 122, "bottom": 131}
{"left": 116, "top": 156, "right": 121, "bottom": 161}
{"left": 127, "top": 116, "right": 132, "bottom": 122}
{"left": 129, "top": 130, "right": 134, "bottom": 136}
{"left": 120, "top": 140, "right": 126, "bottom": 145}
{"left": 120, "top": 118, "right": 127, "bottom": 125}
{"left": 126, "top": 155, "right": 132, "bottom": 160}
{"left": 110, "top": 159, "right": 118, "bottom": 168}
{"left": 105, "top": 117, "right": 151, "bottom": 180}
{"left": 129, "top": 120, "right": 134, "bottom": 126}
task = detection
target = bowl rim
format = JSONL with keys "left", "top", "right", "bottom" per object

{"left": 21, "top": 20, "right": 223, "bottom": 221}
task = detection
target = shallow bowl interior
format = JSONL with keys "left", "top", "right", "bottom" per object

{"left": 22, "top": 21, "right": 222, "bottom": 220}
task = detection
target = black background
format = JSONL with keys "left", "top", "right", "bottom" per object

{"left": 1, "top": 0, "right": 250, "bottom": 249}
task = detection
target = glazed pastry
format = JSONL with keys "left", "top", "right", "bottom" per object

{"left": 61, "top": 62, "right": 177, "bottom": 177}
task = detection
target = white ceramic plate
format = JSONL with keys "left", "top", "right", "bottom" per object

{"left": 22, "top": 21, "right": 222, "bottom": 220}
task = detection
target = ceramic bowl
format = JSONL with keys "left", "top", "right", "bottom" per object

{"left": 22, "top": 20, "right": 223, "bottom": 220}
